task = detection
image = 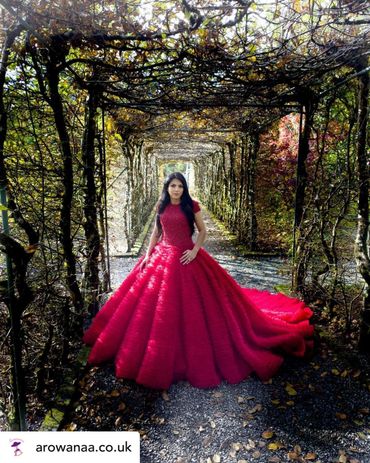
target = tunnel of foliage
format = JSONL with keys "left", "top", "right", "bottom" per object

{"left": 0, "top": 0, "right": 369, "bottom": 430}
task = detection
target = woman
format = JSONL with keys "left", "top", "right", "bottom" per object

{"left": 83, "top": 172, "right": 314, "bottom": 389}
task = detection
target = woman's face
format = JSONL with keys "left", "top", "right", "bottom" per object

{"left": 167, "top": 178, "right": 184, "bottom": 202}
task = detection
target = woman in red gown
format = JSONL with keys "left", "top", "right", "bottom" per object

{"left": 83, "top": 172, "right": 314, "bottom": 389}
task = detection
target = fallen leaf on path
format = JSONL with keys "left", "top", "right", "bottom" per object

{"left": 161, "top": 391, "right": 170, "bottom": 401}
{"left": 65, "top": 422, "right": 77, "bottom": 431}
{"left": 248, "top": 404, "right": 263, "bottom": 414}
{"left": 268, "top": 442, "right": 284, "bottom": 450}
{"left": 285, "top": 384, "right": 297, "bottom": 396}
{"left": 335, "top": 412, "right": 347, "bottom": 420}
{"left": 212, "top": 453, "right": 221, "bottom": 462}
{"left": 230, "top": 442, "right": 242, "bottom": 451}
{"left": 353, "top": 419, "right": 364, "bottom": 425}
{"left": 287, "top": 452, "right": 299, "bottom": 460}
{"left": 304, "top": 452, "right": 317, "bottom": 460}
{"left": 202, "top": 436, "right": 212, "bottom": 447}
{"left": 118, "top": 402, "right": 126, "bottom": 411}
{"left": 245, "top": 439, "right": 256, "bottom": 449}
{"left": 262, "top": 430, "right": 275, "bottom": 439}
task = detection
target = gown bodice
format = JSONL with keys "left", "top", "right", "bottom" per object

{"left": 159, "top": 201, "right": 199, "bottom": 249}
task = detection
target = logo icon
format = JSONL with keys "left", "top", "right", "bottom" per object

{"left": 10, "top": 438, "right": 24, "bottom": 457}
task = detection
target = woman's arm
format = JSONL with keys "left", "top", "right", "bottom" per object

{"left": 192, "top": 211, "right": 207, "bottom": 252}
{"left": 145, "top": 223, "right": 161, "bottom": 258}
{"left": 140, "top": 223, "right": 161, "bottom": 270}
{"left": 180, "top": 211, "right": 207, "bottom": 264}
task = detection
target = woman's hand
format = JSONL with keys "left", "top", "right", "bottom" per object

{"left": 180, "top": 248, "right": 198, "bottom": 265}
{"left": 140, "top": 255, "right": 150, "bottom": 271}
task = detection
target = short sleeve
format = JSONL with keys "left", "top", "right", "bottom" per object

{"left": 192, "top": 200, "right": 201, "bottom": 213}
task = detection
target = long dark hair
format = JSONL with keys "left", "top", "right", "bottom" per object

{"left": 156, "top": 172, "right": 195, "bottom": 236}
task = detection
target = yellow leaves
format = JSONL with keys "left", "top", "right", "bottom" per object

{"left": 268, "top": 441, "right": 284, "bottom": 451}
{"left": 304, "top": 452, "right": 317, "bottom": 460}
{"left": 285, "top": 383, "right": 297, "bottom": 396}
{"left": 64, "top": 422, "right": 77, "bottom": 431}
{"left": 353, "top": 419, "right": 364, "bottom": 426}
{"left": 248, "top": 403, "right": 263, "bottom": 414}
{"left": 262, "top": 430, "right": 275, "bottom": 439}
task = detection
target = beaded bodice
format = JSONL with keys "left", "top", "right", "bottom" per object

{"left": 159, "top": 200, "right": 200, "bottom": 249}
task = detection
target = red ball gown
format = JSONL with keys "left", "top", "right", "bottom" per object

{"left": 83, "top": 200, "right": 314, "bottom": 389}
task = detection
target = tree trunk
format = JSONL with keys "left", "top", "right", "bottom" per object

{"left": 81, "top": 83, "right": 101, "bottom": 316}
{"left": 247, "top": 132, "right": 258, "bottom": 250}
{"left": 353, "top": 58, "right": 370, "bottom": 352}
{"left": 97, "top": 130, "right": 111, "bottom": 293}
{"left": 292, "top": 96, "right": 316, "bottom": 293}
{"left": 0, "top": 25, "right": 27, "bottom": 432}
{"left": 45, "top": 49, "right": 84, "bottom": 322}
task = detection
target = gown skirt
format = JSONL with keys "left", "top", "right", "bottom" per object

{"left": 83, "top": 201, "right": 314, "bottom": 389}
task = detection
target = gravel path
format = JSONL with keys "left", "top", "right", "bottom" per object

{"left": 63, "top": 205, "right": 370, "bottom": 463}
